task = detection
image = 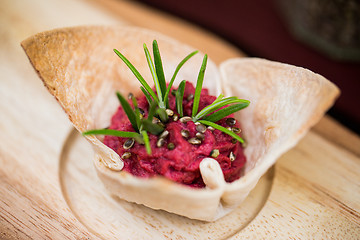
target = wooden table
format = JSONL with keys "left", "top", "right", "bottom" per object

{"left": 1, "top": 0, "right": 359, "bottom": 239}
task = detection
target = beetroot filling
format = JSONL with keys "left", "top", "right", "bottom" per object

{"left": 104, "top": 81, "right": 246, "bottom": 188}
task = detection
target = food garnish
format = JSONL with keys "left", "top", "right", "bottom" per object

{"left": 83, "top": 40, "right": 249, "bottom": 156}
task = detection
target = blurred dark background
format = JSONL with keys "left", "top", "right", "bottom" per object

{"left": 136, "top": 0, "right": 360, "bottom": 134}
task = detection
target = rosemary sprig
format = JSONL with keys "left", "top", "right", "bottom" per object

{"left": 213, "top": 93, "right": 225, "bottom": 104}
{"left": 147, "top": 101, "right": 157, "bottom": 121}
{"left": 175, "top": 80, "right": 186, "bottom": 117}
{"left": 141, "top": 119, "right": 163, "bottom": 135}
{"left": 115, "top": 40, "right": 198, "bottom": 110}
{"left": 156, "top": 108, "right": 168, "bottom": 122}
{"left": 192, "top": 97, "right": 250, "bottom": 122}
{"left": 84, "top": 91, "right": 166, "bottom": 155}
{"left": 86, "top": 42, "right": 198, "bottom": 156}
{"left": 113, "top": 49, "right": 158, "bottom": 103}
{"left": 192, "top": 54, "right": 208, "bottom": 117}
{"left": 203, "top": 102, "right": 249, "bottom": 122}
{"left": 152, "top": 40, "right": 167, "bottom": 97}
{"left": 144, "top": 43, "right": 165, "bottom": 108}
{"left": 131, "top": 95, "right": 142, "bottom": 131}
{"left": 163, "top": 50, "right": 198, "bottom": 108}
{"left": 140, "top": 86, "right": 153, "bottom": 105}
{"left": 116, "top": 92, "right": 139, "bottom": 132}
{"left": 141, "top": 130, "right": 151, "bottom": 154}
{"left": 82, "top": 129, "right": 143, "bottom": 143}
{"left": 198, "top": 120, "right": 245, "bottom": 143}
{"left": 84, "top": 40, "right": 250, "bottom": 157}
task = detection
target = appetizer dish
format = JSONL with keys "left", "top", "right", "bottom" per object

{"left": 21, "top": 26, "right": 339, "bottom": 221}
{"left": 83, "top": 41, "right": 250, "bottom": 188}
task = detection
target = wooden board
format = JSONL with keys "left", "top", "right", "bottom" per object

{"left": 1, "top": 0, "right": 359, "bottom": 239}
{"left": 60, "top": 129, "right": 274, "bottom": 239}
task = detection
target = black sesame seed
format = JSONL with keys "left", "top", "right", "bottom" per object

{"left": 167, "top": 143, "right": 175, "bottom": 150}
{"left": 195, "top": 132, "right": 205, "bottom": 141}
{"left": 226, "top": 118, "right": 236, "bottom": 126}
{"left": 180, "top": 116, "right": 192, "bottom": 123}
{"left": 187, "top": 94, "right": 194, "bottom": 101}
{"left": 123, "top": 138, "right": 135, "bottom": 149}
{"left": 159, "top": 130, "right": 169, "bottom": 139}
{"left": 165, "top": 109, "right": 174, "bottom": 117}
{"left": 207, "top": 126, "right": 215, "bottom": 131}
{"left": 181, "top": 129, "right": 190, "bottom": 138}
{"left": 156, "top": 138, "right": 165, "bottom": 147}
{"left": 121, "top": 152, "right": 131, "bottom": 159}
{"left": 232, "top": 127, "right": 241, "bottom": 133}
{"left": 152, "top": 117, "right": 160, "bottom": 124}
{"left": 139, "top": 108, "right": 145, "bottom": 116}
{"left": 196, "top": 123, "right": 206, "bottom": 133}
{"left": 229, "top": 152, "right": 236, "bottom": 161}
{"left": 188, "top": 137, "right": 201, "bottom": 145}
{"left": 210, "top": 149, "right": 220, "bottom": 158}
{"left": 128, "top": 93, "right": 134, "bottom": 99}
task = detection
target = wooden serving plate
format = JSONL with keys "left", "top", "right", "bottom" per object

{"left": 60, "top": 129, "right": 274, "bottom": 239}
{"left": 1, "top": 0, "right": 359, "bottom": 239}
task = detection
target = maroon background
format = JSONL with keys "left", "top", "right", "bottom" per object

{"left": 136, "top": 0, "right": 360, "bottom": 134}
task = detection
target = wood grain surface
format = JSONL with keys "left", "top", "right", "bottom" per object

{"left": 1, "top": 0, "right": 359, "bottom": 239}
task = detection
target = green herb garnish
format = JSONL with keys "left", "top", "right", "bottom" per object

{"left": 144, "top": 43, "right": 166, "bottom": 108}
{"left": 113, "top": 49, "right": 157, "bottom": 103}
{"left": 176, "top": 80, "right": 186, "bottom": 117}
{"left": 198, "top": 120, "right": 245, "bottom": 143}
{"left": 152, "top": 41, "right": 167, "bottom": 101}
{"left": 140, "top": 130, "right": 151, "bottom": 154}
{"left": 83, "top": 40, "right": 250, "bottom": 156}
{"left": 192, "top": 96, "right": 249, "bottom": 122}
{"left": 203, "top": 102, "right": 249, "bottom": 122}
{"left": 192, "top": 54, "right": 207, "bottom": 117}
{"left": 163, "top": 49, "right": 198, "bottom": 108}
{"left": 83, "top": 91, "right": 163, "bottom": 154}
{"left": 82, "top": 129, "right": 143, "bottom": 143}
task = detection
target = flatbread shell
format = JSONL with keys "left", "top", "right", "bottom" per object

{"left": 219, "top": 58, "right": 339, "bottom": 207}
{"left": 21, "top": 26, "right": 339, "bottom": 221}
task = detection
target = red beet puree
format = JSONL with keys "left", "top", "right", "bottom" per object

{"left": 104, "top": 81, "right": 246, "bottom": 188}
